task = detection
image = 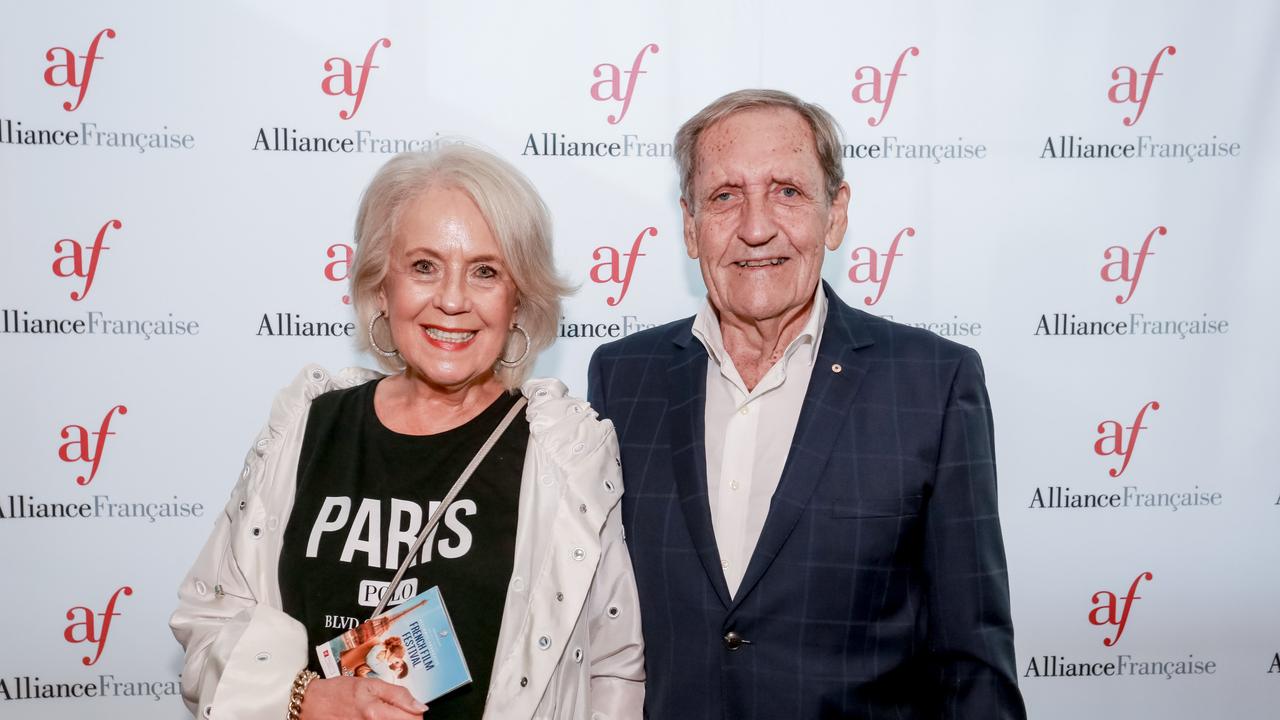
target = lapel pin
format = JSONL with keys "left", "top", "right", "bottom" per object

{"left": 831, "top": 363, "right": 843, "bottom": 373}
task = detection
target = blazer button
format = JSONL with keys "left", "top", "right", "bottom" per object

{"left": 723, "top": 631, "right": 746, "bottom": 651}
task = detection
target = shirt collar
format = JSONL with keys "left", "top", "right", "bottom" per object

{"left": 692, "top": 282, "right": 827, "bottom": 369}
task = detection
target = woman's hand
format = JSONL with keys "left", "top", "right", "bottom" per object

{"left": 301, "top": 676, "right": 427, "bottom": 719}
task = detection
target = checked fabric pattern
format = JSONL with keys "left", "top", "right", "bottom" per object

{"left": 587, "top": 283, "right": 1026, "bottom": 719}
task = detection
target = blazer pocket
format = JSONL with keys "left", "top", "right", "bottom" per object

{"left": 831, "top": 494, "right": 923, "bottom": 519}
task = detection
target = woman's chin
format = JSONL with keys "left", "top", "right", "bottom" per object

{"left": 403, "top": 358, "right": 497, "bottom": 390}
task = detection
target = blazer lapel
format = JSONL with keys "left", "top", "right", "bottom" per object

{"left": 666, "top": 324, "right": 733, "bottom": 608}
{"left": 730, "top": 285, "right": 874, "bottom": 610}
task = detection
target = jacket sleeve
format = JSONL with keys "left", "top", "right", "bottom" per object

{"left": 584, "top": 432, "right": 645, "bottom": 720}
{"left": 923, "top": 350, "right": 1026, "bottom": 719}
{"left": 170, "top": 445, "right": 309, "bottom": 712}
{"left": 169, "top": 417, "right": 311, "bottom": 719}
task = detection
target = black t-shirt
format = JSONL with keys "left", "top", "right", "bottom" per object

{"left": 279, "top": 379, "right": 527, "bottom": 718}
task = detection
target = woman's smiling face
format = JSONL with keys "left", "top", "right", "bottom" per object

{"left": 379, "top": 185, "right": 518, "bottom": 392}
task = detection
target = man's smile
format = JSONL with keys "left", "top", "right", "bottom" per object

{"left": 732, "top": 258, "right": 788, "bottom": 268}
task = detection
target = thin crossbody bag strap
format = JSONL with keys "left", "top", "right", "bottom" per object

{"left": 369, "top": 395, "right": 528, "bottom": 619}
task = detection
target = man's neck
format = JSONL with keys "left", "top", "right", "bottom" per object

{"left": 717, "top": 295, "right": 816, "bottom": 392}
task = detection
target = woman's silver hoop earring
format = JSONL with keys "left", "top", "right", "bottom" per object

{"left": 498, "top": 323, "right": 531, "bottom": 368}
{"left": 368, "top": 311, "right": 399, "bottom": 358}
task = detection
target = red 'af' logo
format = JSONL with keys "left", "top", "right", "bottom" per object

{"left": 1095, "top": 400, "right": 1159, "bottom": 478}
{"left": 52, "top": 219, "right": 121, "bottom": 301}
{"left": 591, "top": 43, "right": 659, "bottom": 125}
{"left": 325, "top": 243, "right": 353, "bottom": 305}
{"left": 1089, "top": 572, "right": 1153, "bottom": 647}
{"left": 848, "top": 226, "right": 913, "bottom": 306}
{"left": 322, "top": 38, "right": 391, "bottom": 120}
{"left": 851, "top": 47, "right": 918, "bottom": 127}
{"left": 59, "top": 405, "right": 127, "bottom": 486}
{"left": 1102, "top": 225, "right": 1165, "bottom": 304}
{"left": 1109, "top": 46, "right": 1176, "bottom": 126}
{"left": 44, "top": 27, "right": 115, "bottom": 112}
{"left": 65, "top": 586, "right": 132, "bottom": 666}
{"left": 591, "top": 227, "right": 656, "bottom": 306}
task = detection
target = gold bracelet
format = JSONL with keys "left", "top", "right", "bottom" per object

{"left": 286, "top": 669, "right": 319, "bottom": 720}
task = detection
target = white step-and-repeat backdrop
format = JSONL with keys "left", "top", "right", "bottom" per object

{"left": 2, "top": 1, "right": 1277, "bottom": 717}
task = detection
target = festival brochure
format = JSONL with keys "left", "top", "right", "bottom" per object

{"left": 315, "top": 586, "right": 472, "bottom": 703}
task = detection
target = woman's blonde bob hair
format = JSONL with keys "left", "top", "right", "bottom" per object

{"left": 350, "top": 143, "right": 572, "bottom": 389}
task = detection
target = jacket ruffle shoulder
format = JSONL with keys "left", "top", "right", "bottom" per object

{"left": 252, "top": 365, "right": 382, "bottom": 450}
{"left": 521, "top": 378, "right": 626, "bottom": 543}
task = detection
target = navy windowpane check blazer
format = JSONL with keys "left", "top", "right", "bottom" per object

{"left": 588, "top": 283, "right": 1026, "bottom": 719}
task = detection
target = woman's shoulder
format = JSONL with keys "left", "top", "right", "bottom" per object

{"left": 263, "top": 364, "right": 384, "bottom": 433}
{"left": 520, "top": 377, "right": 617, "bottom": 461}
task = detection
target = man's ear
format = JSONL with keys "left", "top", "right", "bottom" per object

{"left": 681, "top": 197, "right": 699, "bottom": 259}
{"left": 825, "top": 181, "right": 851, "bottom": 252}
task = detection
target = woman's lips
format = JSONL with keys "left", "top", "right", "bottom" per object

{"left": 422, "top": 326, "right": 477, "bottom": 350}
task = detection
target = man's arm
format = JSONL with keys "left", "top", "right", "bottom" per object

{"left": 587, "top": 345, "right": 609, "bottom": 419}
{"left": 923, "top": 349, "right": 1026, "bottom": 719}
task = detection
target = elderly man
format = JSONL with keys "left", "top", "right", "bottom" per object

{"left": 588, "top": 89, "right": 1025, "bottom": 719}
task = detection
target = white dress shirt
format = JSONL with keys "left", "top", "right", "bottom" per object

{"left": 691, "top": 283, "right": 826, "bottom": 598}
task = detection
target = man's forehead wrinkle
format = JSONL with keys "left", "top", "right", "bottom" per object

{"left": 696, "top": 146, "right": 806, "bottom": 176}
{"left": 698, "top": 164, "right": 778, "bottom": 189}
{"left": 690, "top": 108, "right": 823, "bottom": 199}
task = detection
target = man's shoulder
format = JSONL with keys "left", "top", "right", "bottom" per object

{"left": 590, "top": 315, "right": 695, "bottom": 363}
{"left": 828, "top": 295, "right": 980, "bottom": 364}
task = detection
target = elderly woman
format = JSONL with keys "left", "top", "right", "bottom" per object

{"left": 170, "top": 145, "right": 644, "bottom": 720}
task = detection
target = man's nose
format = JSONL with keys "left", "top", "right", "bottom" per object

{"left": 737, "top": 194, "right": 777, "bottom": 246}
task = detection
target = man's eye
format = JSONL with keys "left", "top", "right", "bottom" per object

{"left": 714, "top": 191, "right": 733, "bottom": 202}
{"left": 780, "top": 186, "right": 799, "bottom": 198}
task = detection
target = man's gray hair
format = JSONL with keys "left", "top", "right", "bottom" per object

{"left": 674, "top": 89, "right": 845, "bottom": 207}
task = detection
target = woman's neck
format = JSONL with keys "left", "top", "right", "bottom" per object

{"left": 373, "top": 371, "right": 507, "bottom": 435}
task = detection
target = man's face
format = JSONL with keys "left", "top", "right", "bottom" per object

{"left": 683, "top": 106, "right": 849, "bottom": 325}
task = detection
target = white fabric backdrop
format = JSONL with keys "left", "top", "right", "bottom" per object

{"left": 2, "top": 1, "right": 1277, "bottom": 717}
